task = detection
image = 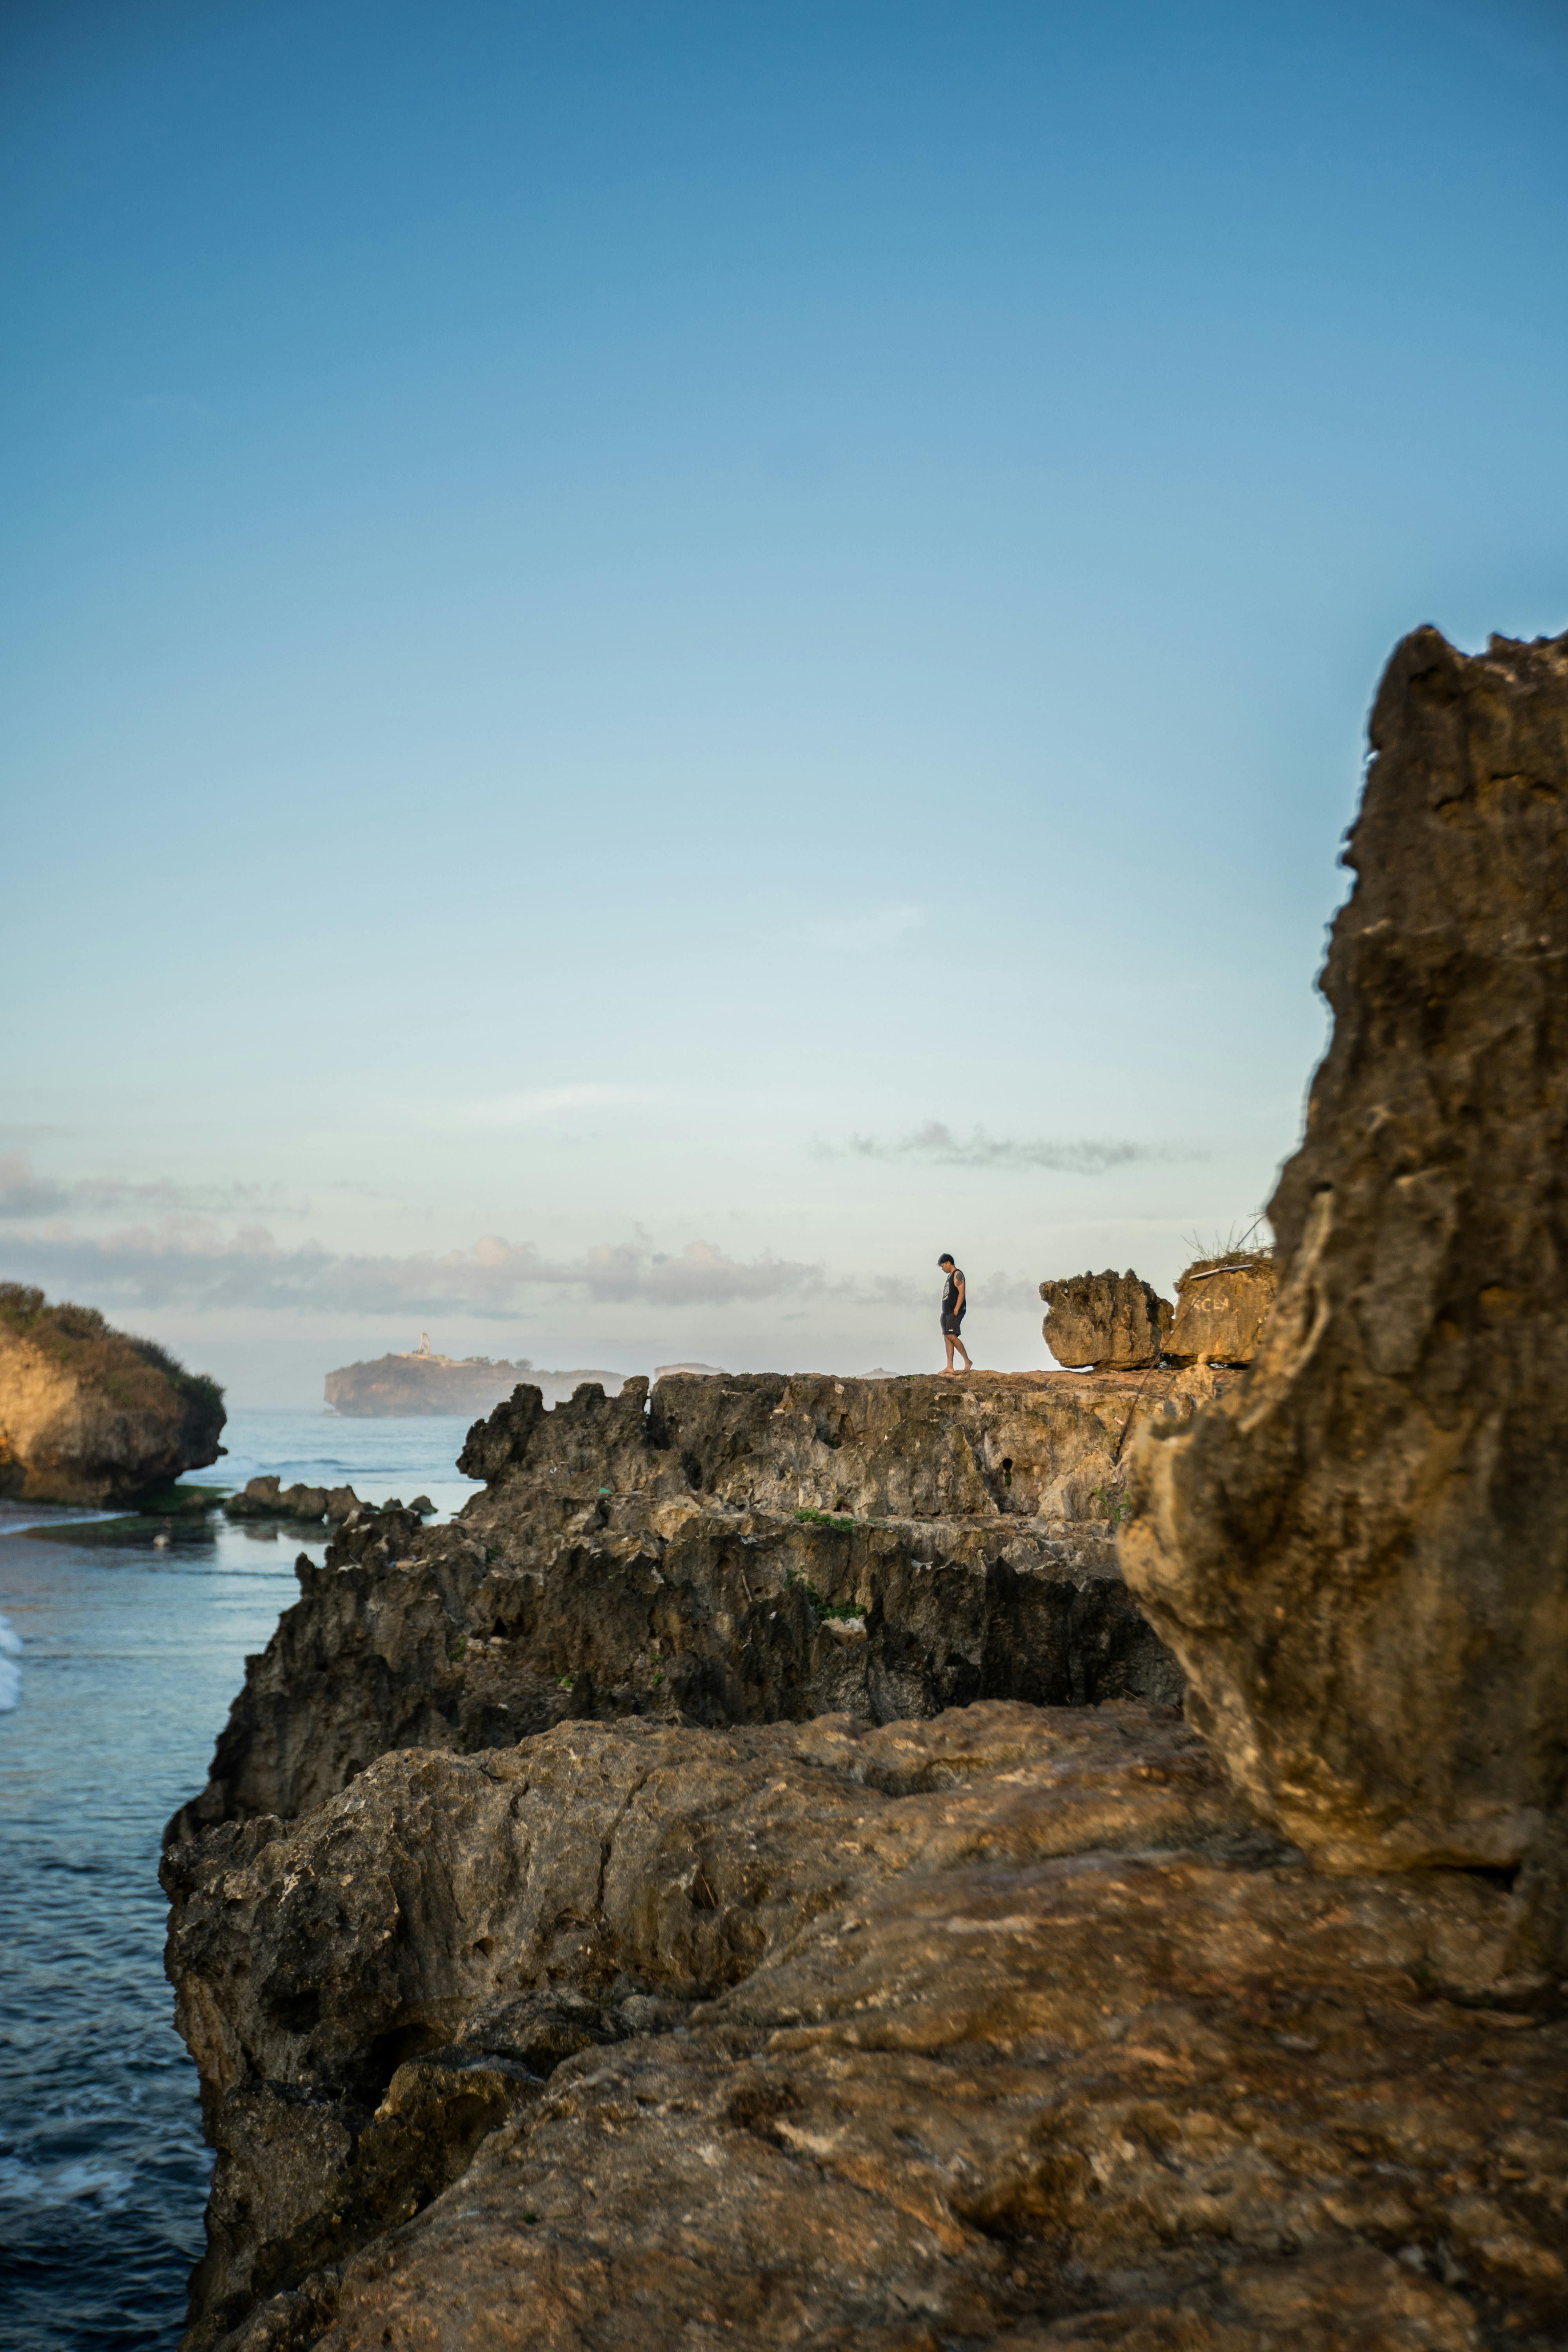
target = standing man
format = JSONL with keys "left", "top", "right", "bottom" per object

{"left": 938, "top": 1253, "right": 971, "bottom": 1374}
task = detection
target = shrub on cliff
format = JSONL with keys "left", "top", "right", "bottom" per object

{"left": 0, "top": 1279, "right": 227, "bottom": 1458}
{"left": 0, "top": 1283, "right": 225, "bottom": 1421}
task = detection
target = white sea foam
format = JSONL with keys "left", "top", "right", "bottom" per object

{"left": 0, "top": 2153, "right": 133, "bottom": 2209}
{"left": 0, "top": 1613, "right": 22, "bottom": 1710}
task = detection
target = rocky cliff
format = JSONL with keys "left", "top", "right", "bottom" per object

{"left": 164, "top": 1359, "right": 1568, "bottom": 2350}
{"left": 161, "top": 625, "right": 1568, "bottom": 2352}
{"left": 169, "top": 1368, "right": 1221, "bottom": 1840}
{"left": 0, "top": 1283, "right": 225, "bottom": 1505}
{"left": 1122, "top": 627, "right": 1568, "bottom": 1945}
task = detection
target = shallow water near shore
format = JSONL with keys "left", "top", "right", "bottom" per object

{"left": 0, "top": 1411, "right": 480, "bottom": 2351}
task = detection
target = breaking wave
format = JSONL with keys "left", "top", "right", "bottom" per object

{"left": 0, "top": 1612, "right": 21, "bottom": 1710}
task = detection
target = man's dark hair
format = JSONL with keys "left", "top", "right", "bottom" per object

{"left": 938, "top": 1253, "right": 955, "bottom": 1266}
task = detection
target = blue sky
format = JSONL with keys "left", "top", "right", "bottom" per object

{"left": 4, "top": 0, "right": 1566, "bottom": 1401}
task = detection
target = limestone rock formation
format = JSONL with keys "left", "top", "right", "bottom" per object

{"left": 1165, "top": 1254, "right": 1278, "bottom": 1365}
{"left": 171, "top": 1371, "right": 1236, "bottom": 1838}
{"left": 0, "top": 1283, "right": 225, "bottom": 1505}
{"left": 160, "top": 624, "right": 1568, "bottom": 2352}
{"left": 1121, "top": 627, "right": 1568, "bottom": 1935}
{"left": 1040, "top": 1269, "right": 1172, "bottom": 1369}
{"left": 163, "top": 1702, "right": 1566, "bottom": 2352}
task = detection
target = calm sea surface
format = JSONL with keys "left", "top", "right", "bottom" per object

{"left": 0, "top": 1410, "right": 481, "bottom": 2352}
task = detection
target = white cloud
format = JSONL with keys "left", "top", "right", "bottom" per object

{"left": 0, "top": 1219, "right": 819, "bottom": 1318}
{"left": 0, "top": 1155, "right": 304, "bottom": 1220}
{"left": 840, "top": 1123, "right": 1200, "bottom": 1174}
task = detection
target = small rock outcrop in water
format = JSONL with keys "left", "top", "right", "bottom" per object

{"left": 1040, "top": 1266, "right": 1172, "bottom": 1367}
{"left": 1163, "top": 1251, "right": 1278, "bottom": 1364}
{"left": 1123, "top": 627, "right": 1568, "bottom": 1930}
{"left": 162, "top": 628, "right": 1568, "bottom": 2352}
{"left": 222, "top": 1478, "right": 363, "bottom": 1524}
{"left": 0, "top": 1283, "right": 225, "bottom": 1505}
{"left": 325, "top": 1349, "right": 622, "bottom": 1417}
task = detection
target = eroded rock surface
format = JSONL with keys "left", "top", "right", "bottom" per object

{"left": 172, "top": 1373, "right": 1238, "bottom": 1837}
{"left": 1164, "top": 1257, "right": 1278, "bottom": 1366}
{"left": 458, "top": 1368, "right": 1210, "bottom": 1522}
{"left": 1040, "top": 1271, "right": 1173, "bottom": 1370}
{"left": 164, "top": 1702, "right": 1568, "bottom": 2352}
{"left": 1122, "top": 627, "right": 1568, "bottom": 1934}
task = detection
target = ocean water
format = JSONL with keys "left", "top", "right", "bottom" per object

{"left": 0, "top": 1410, "right": 481, "bottom": 2352}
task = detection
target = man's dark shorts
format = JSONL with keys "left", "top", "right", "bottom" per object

{"left": 941, "top": 1312, "right": 964, "bottom": 1337}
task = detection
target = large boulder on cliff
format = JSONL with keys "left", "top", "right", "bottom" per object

{"left": 1039, "top": 1267, "right": 1172, "bottom": 1368}
{"left": 1164, "top": 1251, "right": 1278, "bottom": 1364}
{"left": 1121, "top": 627, "right": 1568, "bottom": 1939}
{"left": 0, "top": 1283, "right": 225, "bottom": 1505}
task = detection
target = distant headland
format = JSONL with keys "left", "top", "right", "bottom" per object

{"left": 324, "top": 1334, "right": 623, "bottom": 1417}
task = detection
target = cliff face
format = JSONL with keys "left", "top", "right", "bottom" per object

{"left": 164, "top": 1343, "right": 1568, "bottom": 2351}
{"left": 169, "top": 1368, "right": 1215, "bottom": 1838}
{"left": 1121, "top": 628, "right": 1568, "bottom": 1934}
{"left": 0, "top": 1285, "right": 225, "bottom": 1505}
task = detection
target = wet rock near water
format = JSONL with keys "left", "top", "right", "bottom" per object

{"left": 222, "top": 1482, "right": 437, "bottom": 1527}
{"left": 223, "top": 1478, "right": 363, "bottom": 1525}
{"left": 1039, "top": 1269, "right": 1173, "bottom": 1369}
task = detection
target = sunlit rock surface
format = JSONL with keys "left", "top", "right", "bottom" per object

{"left": 1164, "top": 1256, "right": 1278, "bottom": 1365}
{"left": 165, "top": 1704, "right": 1566, "bottom": 2351}
{"left": 0, "top": 1284, "right": 225, "bottom": 1505}
{"left": 1038, "top": 1270, "right": 1173, "bottom": 1370}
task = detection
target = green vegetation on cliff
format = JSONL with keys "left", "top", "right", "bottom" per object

{"left": 0, "top": 1283, "right": 225, "bottom": 1422}
{"left": 0, "top": 1283, "right": 227, "bottom": 1503}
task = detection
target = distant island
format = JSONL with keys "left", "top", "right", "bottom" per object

{"left": 324, "top": 1336, "right": 623, "bottom": 1417}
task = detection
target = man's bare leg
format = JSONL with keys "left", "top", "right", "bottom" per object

{"left": 955, "top": 1334, "right": 972, "bottom": 1372}
{"left": 943, "top": 1335, "right": 957, "bottom": 1373}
